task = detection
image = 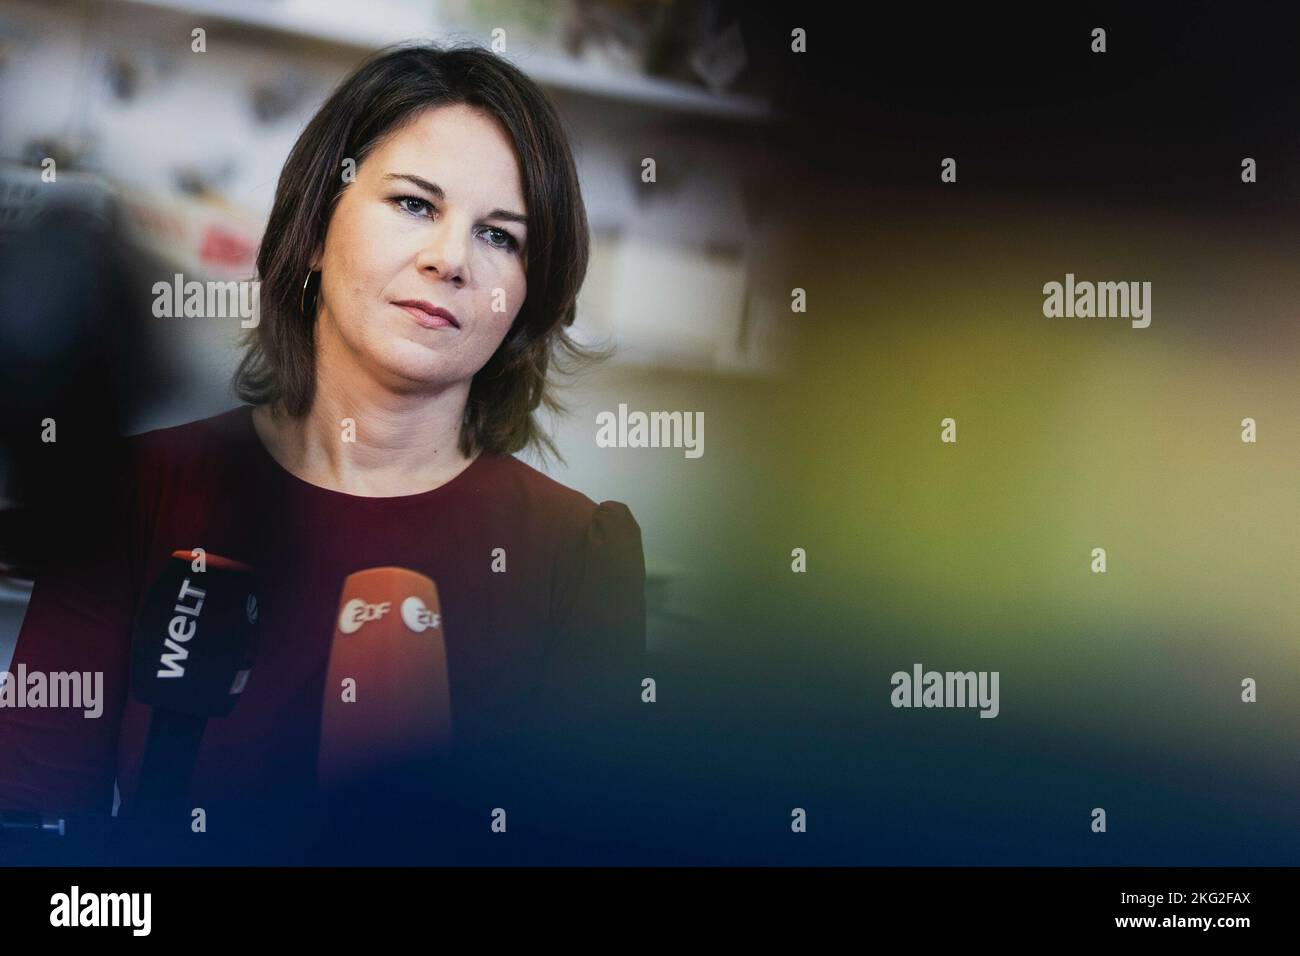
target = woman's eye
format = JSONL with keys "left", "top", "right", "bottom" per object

{"left": 392, "top": 196, "right": 432, "bottom": 217}
{"left": 480, "top": 226, "right": 519, "bottom": 252}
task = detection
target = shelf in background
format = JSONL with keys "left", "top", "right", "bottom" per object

{"left": 106, "top": 0, "right": 777, "bottom": 122}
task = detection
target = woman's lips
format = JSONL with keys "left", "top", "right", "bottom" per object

{"left": 392, "top": 300, "right": 459, "bottom": 329}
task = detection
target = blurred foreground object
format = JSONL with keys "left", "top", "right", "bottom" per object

{"left": 0, "top": 162, "right": 155, "bottom": 583}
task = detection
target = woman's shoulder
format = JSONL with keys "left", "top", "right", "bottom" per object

{"left": 123, "top": 405, "right": 258, "bottom": 485}
{"left": 126, "top": 404, "right": 251, "bottom": 452}
{"left": 492, "top": 457, "right": 645, "bottom": 633}
{"left": 486, "top": 453, "right": 641, "bottom": 542}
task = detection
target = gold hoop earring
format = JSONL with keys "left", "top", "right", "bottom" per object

{"left": 300, "top": 269, "right": 319, "bottom": 318}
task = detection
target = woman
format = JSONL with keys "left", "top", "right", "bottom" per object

{"left": 0, "top": 44, "right": 645, "bottom": 854}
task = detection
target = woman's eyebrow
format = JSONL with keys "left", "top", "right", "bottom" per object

{"left": 382, "top": 172, "right": 527, "bottom": 226}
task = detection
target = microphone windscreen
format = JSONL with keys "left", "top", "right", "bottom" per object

{"left": 129, "top": 550, "right": 258, "bottom": 717}
{"left": 318, "top": 567, "right": 452, "bottom": 791}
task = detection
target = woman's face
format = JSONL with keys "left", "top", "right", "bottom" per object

{"left": 312, "top": 103, "right": 529, "bottom": 395}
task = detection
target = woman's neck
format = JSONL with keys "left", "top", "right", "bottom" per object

{"left": 252, "top": 373, "right": 478, "bottom": 498}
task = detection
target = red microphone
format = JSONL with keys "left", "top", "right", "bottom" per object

{"left": 317, "top": 567, "right": 452, "bottom": 793}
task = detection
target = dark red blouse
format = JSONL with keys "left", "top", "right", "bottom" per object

{"left": 0, "top": 404, "right": 645, "bottom": 819}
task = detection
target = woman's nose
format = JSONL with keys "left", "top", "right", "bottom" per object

{"left": 414, "top": 221, "right": 469, "bottom": 286}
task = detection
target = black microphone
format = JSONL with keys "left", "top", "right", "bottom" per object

{"left": 126, "top": 550, "right": 259, "bottom": 823}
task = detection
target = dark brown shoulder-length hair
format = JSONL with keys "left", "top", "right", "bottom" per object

{"left": 233, "top": 42, "right": 607, "bottom": 466}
